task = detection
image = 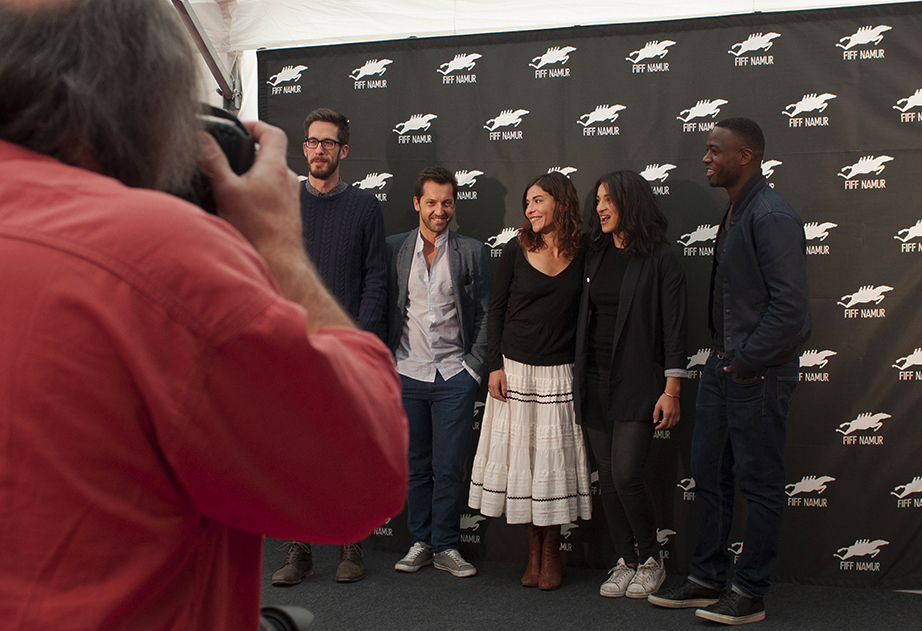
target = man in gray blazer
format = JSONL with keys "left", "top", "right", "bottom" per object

{"left": 385, "top": 167, "right": 491, "bottom": 578}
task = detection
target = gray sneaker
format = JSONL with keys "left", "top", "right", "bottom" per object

{"left": 600, "top": 558, "right": 635, "bottom": 597}
{"left": 395, "top": 542, "right": 433, "bottom": 572}
{"left": 626, "top": 556, "right": 666, "bottom": 598}
{"left": 433, "top": 548, "right": 476, "bottom": 577}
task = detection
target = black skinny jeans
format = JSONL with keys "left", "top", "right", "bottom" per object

{"left": 585, "top": 420, "right": 658, "bottom": 565}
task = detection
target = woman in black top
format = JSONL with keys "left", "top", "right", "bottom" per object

{"left": 469, "top": 172, "right": 592, "bottom": 591}
{"left": 574, "top": 171, "right": 688, "bottom": 599}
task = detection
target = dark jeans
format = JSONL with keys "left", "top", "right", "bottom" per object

{"left": 689, "top": 353, "right": 798, "bottom": 598}
{"left": 586, "top": 422, "right": 657, "bottom": 564}
{"left": 401, "top": 371, "right": 478, "bottom": 553}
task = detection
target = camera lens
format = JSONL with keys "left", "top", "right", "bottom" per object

{"left": 259, "top": 605, "right": 314, "bottom": 631}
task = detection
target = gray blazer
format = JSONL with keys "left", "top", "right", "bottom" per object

{"left": 384, "top": 229, "right": 491, "bottom": 378}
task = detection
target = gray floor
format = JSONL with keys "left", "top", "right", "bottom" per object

{"left": 260, "top": 539, "right": 920, "bottom": 631}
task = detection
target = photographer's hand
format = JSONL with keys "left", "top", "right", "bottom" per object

{"left": 199, "top": 120, "right": 354, "bottom": 332}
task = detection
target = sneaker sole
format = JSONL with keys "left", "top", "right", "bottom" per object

{"left": 600, "top": 588, "right": 627, "bottom": 598}
{"left": 394, "top": 559, "right": 433, "bottom": 573}
{"left": 647, "top": 594, "right": 719, "bottom": 609}
{"left": 434, "top": 562, "right": 476, "bottom": 577}
{"left": 696, "top": 608, "right": 766, "bottom": 625}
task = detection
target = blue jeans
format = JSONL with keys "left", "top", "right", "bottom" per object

{"left": 689, "top": 353, "right": 798, "bottom": 598}
{"left": 401, "top": 371, "right": 478, "bottom": 552}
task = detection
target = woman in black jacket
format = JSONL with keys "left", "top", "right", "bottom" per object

{"left": 574, "top": 170, "right": 688, "bottom": 599}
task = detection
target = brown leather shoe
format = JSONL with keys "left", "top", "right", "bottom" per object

{"left": 271, "top": 541, "right": 313, "bottom": 586}
{"left": 335, "top": 542, "right": 365, "bottom": 583}
{"left": 538, "top": 526, "right": 561, "bottom": 591}
{"left": 522, "top": 523, "right": 544, "bottom": 587}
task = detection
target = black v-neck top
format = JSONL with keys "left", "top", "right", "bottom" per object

{"left": 487, "top": 240, "right": 586, "bottom": 371}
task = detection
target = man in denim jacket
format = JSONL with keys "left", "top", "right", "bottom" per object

{"left": 649, "top": 118, "right": 811, "bottom": 625}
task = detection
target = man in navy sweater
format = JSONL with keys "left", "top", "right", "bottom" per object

{"left": 272, "top": 108, "right": 388, "bottom": 586}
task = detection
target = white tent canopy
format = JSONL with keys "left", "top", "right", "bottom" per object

{"left": 183, "top": 0, "right": 906, "bottom": 118}
{"left": 190, "top": 0, "right": 905, "bottom": 51}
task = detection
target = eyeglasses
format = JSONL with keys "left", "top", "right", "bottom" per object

{"left": 304, "top": 138, "right": 341, "bottom": 151}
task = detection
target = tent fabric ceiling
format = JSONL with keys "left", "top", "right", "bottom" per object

{"left": 188, "top": 0, "right": 908, "bottom": 54}
{"left": 182, "top": 0, "right": 910, "bottom": 119}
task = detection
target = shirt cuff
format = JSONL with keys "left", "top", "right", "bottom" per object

{"left": 462, "top": 360, "right": 482, "bottom": 385}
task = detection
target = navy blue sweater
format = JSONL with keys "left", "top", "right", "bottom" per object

{"left": 299, "top": 181, "right": 387, "bottom": 334}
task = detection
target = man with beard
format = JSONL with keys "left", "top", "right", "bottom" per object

{"left": 271, "top": 108, "right": 388, "bottom": 586}
{"left": 299, "top": 107, "right": 387, "bottom": 336}
{"left": 386, "top": 167, "right": 490, "bottom": 578}
{"left": 0, "top": 1, "right": 408, "bottom": 629}
{"left": 648, "top": 118, "right": 810, "bottom": 625}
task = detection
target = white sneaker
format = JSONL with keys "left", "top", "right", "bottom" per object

{"left": 394, "top": 542, "right": 433, "bottom": 572}
{"left": 600, "top": 558, "right": 636, "bottom": 597}
{"left": 625, "top": 556, "right": 665, "bottom": 599}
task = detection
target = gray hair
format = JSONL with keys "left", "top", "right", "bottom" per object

{"left": 0, "top": 0, "right": 201, "bottom": 192}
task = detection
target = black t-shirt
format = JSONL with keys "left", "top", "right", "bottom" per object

{"left": 487, "top": 240, "right": 585, "bottom": 371}
{"left": 588, "top": 243, "right": 629, "bottom": 368}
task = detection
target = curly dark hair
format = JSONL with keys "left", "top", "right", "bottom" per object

{"left": 517, "top": 171, "right": 582, "bottom": 258}
{"left": 588, "top": 170, "right": 668, "bottom": 257}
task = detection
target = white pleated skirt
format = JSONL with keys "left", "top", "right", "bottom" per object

{"left": 469, "top": 357, "right": 592, "bottom": 526}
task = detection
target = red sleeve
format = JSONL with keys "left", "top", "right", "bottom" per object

{"left": 162, "top": 298, "right": 408, "bottom": 545}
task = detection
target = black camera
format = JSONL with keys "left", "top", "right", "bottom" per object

{"left": 259, "top": 605, "right": 314, "bottom": 631}
{"left": 184, "top": 105, "right": 256, "bottom": 214}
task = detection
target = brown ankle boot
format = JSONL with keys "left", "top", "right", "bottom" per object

{"left": 522, "top": 523, "right": 544, "bottom": 587}
{"left": 334, "top": 542, "right": 365, "bottom": 583}
{"left": 538, "top": 525, "right": 561, "bottom": 590}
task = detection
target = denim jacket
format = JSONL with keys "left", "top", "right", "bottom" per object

{"left": 709, "top": 173, "right": 811, "bottom": 378}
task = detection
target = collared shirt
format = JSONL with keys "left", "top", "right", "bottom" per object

{"left": 396, "top": 231, "right": 474, "bottom": 383}
{"left": 302, "top": 178, "right": 348, "bottom": 198}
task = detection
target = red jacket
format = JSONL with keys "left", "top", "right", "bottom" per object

{"left": 0, "top": 141, "right": 408, "bottom": 631}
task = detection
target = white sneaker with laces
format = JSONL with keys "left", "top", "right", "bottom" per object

{"left": 433, "top": 548, "right": 476, "bottom": 577}
{"left": 626, "top": 555, "right": 666, "bottom": 598}
{"left": 600, "top": 558, "right": 636, "bottom": 597}
{"left": 394, "top": 542, "right": 433, "bottom": 572}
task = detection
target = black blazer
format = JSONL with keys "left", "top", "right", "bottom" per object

{"left": 574, "top": 241, "right": 688, "bottom": 424}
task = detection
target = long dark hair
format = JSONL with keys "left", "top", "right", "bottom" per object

{"left": 517, "top": 171, "right": 582, "bottom": 258}
{"left": 588, "top": 171, "right": 668, "bottom": 257}
{"left": 0, "top": 0, "right": 201, "bottom": 192}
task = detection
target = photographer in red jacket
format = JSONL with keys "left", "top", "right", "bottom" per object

{"left": 0, "top": 1, "right": 408, "bottom": 629}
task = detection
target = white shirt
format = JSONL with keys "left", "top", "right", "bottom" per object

{"left": 395, "top": 231, "right": 477, "bottom": 383}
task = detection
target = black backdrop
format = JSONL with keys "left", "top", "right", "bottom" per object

{"left": 258, "top": 2, "right": 922, "bottom": 588}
